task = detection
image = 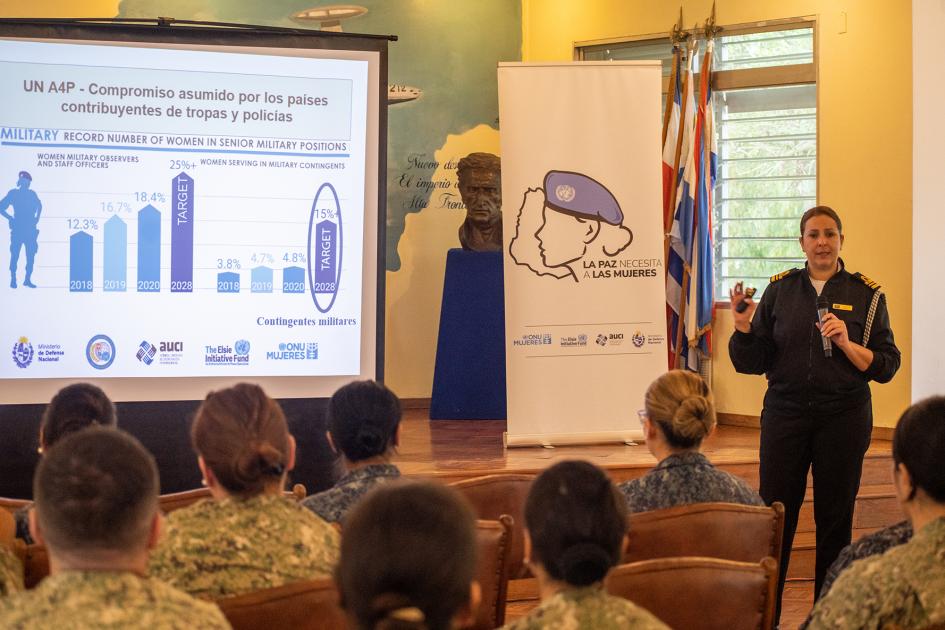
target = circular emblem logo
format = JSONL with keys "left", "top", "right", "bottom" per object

{"left": 86, "top": 334, "right": 116, "bottom": 370}
{"left": 12, "top": 336, "right": 34, "bottom": 368}
{"left": 632, "top": 331, "right": 646, "bottom": 348}
{"left": 234, "top": 339, "right": 251, "bottom": 356}
{"left": 554, "top": 184, "right": 576, "bottom": 203}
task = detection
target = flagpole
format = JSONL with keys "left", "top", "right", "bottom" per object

{"left": 663, "top": 8, "right": 684, "bottom": 147}
{"left": 662, "top": 44, "right": 679, "bottom": 148}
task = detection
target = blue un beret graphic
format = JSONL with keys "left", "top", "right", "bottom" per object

{"left": 543, "top": 170, "right": 623, "bottom": 225}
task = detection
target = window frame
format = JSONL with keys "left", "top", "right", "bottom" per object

{"left": 575, "top": 16, "right": 819, "bottom": 307}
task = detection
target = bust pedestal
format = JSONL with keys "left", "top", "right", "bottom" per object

{"left": 430, "top": 249, "right": 506, "bottom": 419}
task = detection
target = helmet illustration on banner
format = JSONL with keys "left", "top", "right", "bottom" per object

{"left": 509, "top": 170, "right": 633, "bottom": 281}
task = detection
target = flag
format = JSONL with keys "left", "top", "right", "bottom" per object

{"left": 662, "top": 46, "right": 682, "bottom": 230}
{"left": 690, "top": 40, "right": 717, "bottom": 362}
{"left": 666, "top": 44, "right": 697, "bottom": 369}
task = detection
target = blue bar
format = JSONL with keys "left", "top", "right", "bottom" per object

{"left": 170, "top": 172, "right": 194, "bottom": 292}
{"left": 69, "top": 231, "right": 93, "bottom": 292}
{"left": 217, "top": 271, "right": 240, "bottom": 293}
{"left": 103, "top": 215, "right": 127, "bottom": 292}
{"left": 282, "top": 266, "right": 305, "bottom": 294}
{"left": 137, "top": 204, "right": 161, "bottom": 292}
{"left": 251, "top": 266, "right": 273, "bottom": 293}
{"left": 313, "top": 220, "right": 338, "bottom": 291}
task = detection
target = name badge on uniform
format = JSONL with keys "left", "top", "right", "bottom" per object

{"left": 832, "top": 303, "right": 853, "bottom": 311}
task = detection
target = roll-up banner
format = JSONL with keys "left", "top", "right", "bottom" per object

{"left": 498, "top": 62, "right": 667, "bottom": 447}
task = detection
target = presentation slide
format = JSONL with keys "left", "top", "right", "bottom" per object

{"left": 0, "top": 38, "right": 376, "bottom": 392}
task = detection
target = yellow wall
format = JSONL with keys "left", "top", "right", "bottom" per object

{"left": 523, "top": 0, "right": 913, "bottom": 426}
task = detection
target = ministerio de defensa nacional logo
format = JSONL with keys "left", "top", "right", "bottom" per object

{"left": 86, "top": 334, "right": 116, "bottom": 370}
{"left": 12, "top": 336, "right": 34, "bottom": 368}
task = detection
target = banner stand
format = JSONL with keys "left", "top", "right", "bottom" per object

{"left": 499, "top": 61, "right": 667, "bottom": 448}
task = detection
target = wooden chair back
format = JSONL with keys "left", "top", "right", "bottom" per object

{"left": 0, "top": 497, "right": 30, "bottom": 517}
{"left": 158, "top": 484, "right": 308, "bottom": 513}
{"left": 451, "top": 474, "right": 533, "bottom": 578}
{"left": 606, "top": 556, "right": 778, "bottom": 630}
{"left": 0, "top": 508, "right": 15, "bottom": 549}
{"left": 471, "top": 516, "right": 513, "bottom": 630}
{"left": 625, "top": 501, "right": 784, "bottom": 567}
{"left": 21, "top": 543, "right": 49, "bottom": 589}
{"left": 216, "top": 577, "right": 346, "bottom": 630}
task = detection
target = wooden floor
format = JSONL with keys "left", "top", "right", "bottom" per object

{"left": 392, "top": 409, "right": 898, "bottom": 628}
{"left": 392, "top": 409, "right": 893, "bottom": 485}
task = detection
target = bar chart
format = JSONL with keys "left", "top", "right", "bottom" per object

{"left": 61, "top": 172, "right": 314, "bottom": 296}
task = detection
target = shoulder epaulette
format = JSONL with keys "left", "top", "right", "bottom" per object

{"left": 852, "top": 272, "right": 881, "bottom": 290}
{"left": 769, "top": 268, "right": 799, "bottom": 284}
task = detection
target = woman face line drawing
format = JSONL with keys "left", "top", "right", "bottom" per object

{"left": 535, "top": 204, "right": 601, "bottom": 271}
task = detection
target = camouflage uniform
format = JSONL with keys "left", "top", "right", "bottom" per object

{"left": 149, "top": 494, "right": 339, "bottom": 600}
{"left": 0, "top": 546, "right": 23, "bottom": 596}
{"left": 501, "top": 586, "right": 669, "bottom": 630}
{"left": 821, "top": 519, "right": 913, "bottom": 597}
{"left": 618, "top": 452, "right": 763, "bottom": 513}
{"left": 0, "top": 570, "right": 229, "bottom": 629}
{"left": 301, "top": 463, "right": 400, "bottom": 524}
{"left": 806, "top": 517, "right": 945, "bottom": 629}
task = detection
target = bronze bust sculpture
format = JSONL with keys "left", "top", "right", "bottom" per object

{"left": 457, "top": 152, "right": 502, "bottom": 252}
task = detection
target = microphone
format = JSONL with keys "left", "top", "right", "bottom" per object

{"left": 816, "top": 296, "right": 832, "bottom": 358}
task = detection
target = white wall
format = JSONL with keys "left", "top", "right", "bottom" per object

{"left": 912, "top": 0, "right": 945, "bottom": 401}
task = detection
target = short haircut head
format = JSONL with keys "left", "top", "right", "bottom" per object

{"left": 525, "top": 460, "right": 627, "bottom": 586}
{"left": 34, "top": 427, "right": 158, "bottom": 554}
{"left": 41, "top": 383, "right": 117, "bottom": 449}
{"left": 457, "top": 152, "right": 500, "bottom": 183}
{"left": 338, "top": 481, "right": 477, "bottom": 630}
{"left": 893, "top": 395, "right": 945, "bottom": 503}
{"left": 644, "top": 369, "right": 716, "bottom": 449}
{"left": 799, "top": 205, "right": 843, "bottom": 235}
{"left": 191, "top": 383, "right": 290, "bottom": 497}
{"left": 328, "top": 380, "right": 402, "bottom": 462}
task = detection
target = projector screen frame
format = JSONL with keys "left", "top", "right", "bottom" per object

{"left": 0, "top": 18, "right": 392, "bottom": 402}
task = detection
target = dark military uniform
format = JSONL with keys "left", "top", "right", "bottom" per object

{"left": 301, "top": 463, "right": 400, "bottom": 524}
{"left": 0, "top": 547, "right": 23, "bottom": 596}
{"left": 14, "top": 506, "right": 32, "bottom": 545}
{"left": 729, "top": 260, "right": 900, "bottom": 601}
{"left": 618, "top": 452, "right": 763, "bottom": 513}
{"left": 806, "top": 517, "right": 945, "bottom": 629}
{"left": 801, "top": 520, "right": 914, "bottom": 628}
{"left": 500, "top": 586, "right": 669, "bottom": 630}
{"left": 821, "top": 519, "right": 913, "bottom": 597}
{"left": 149, "top": 494, "right": 339, "bottom": 600}
{"left": 0, "top": 570, "right": 230, "bottom": 628}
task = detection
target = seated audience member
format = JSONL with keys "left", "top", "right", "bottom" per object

{"left": 15, "top": 382, "right": 117, "bottom": 544}
{"left": 0, "top": 547, "right": 23, "bottom": 597}
{"left": 807, "top": 396, "right": 945, "bottom": 629}
{"left": 0, "top": 428, "right": 228, "bottom": 628}
{"left": 619, "top": 370, "right": 762, "bottom": 512}
{"left": 799, "top": 520, "right": 914, "bottom": 629}
{"left": 302, "top": 380, "right": 402, "bottom": 524}
{"left": 503, "top": 461, "right": 668, "bottom": 630}
{"left": 337, "top": 481, "right": 480, "bottom": 630}
{"left": 149, "top": 383, "right": 339, "bottom": 599}
{"left": 822, "top": 519, "right": 913, "bottom": 597}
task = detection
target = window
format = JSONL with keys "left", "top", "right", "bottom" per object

{"left": 579, "top": 21, "right": 816, "bottom": 298}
